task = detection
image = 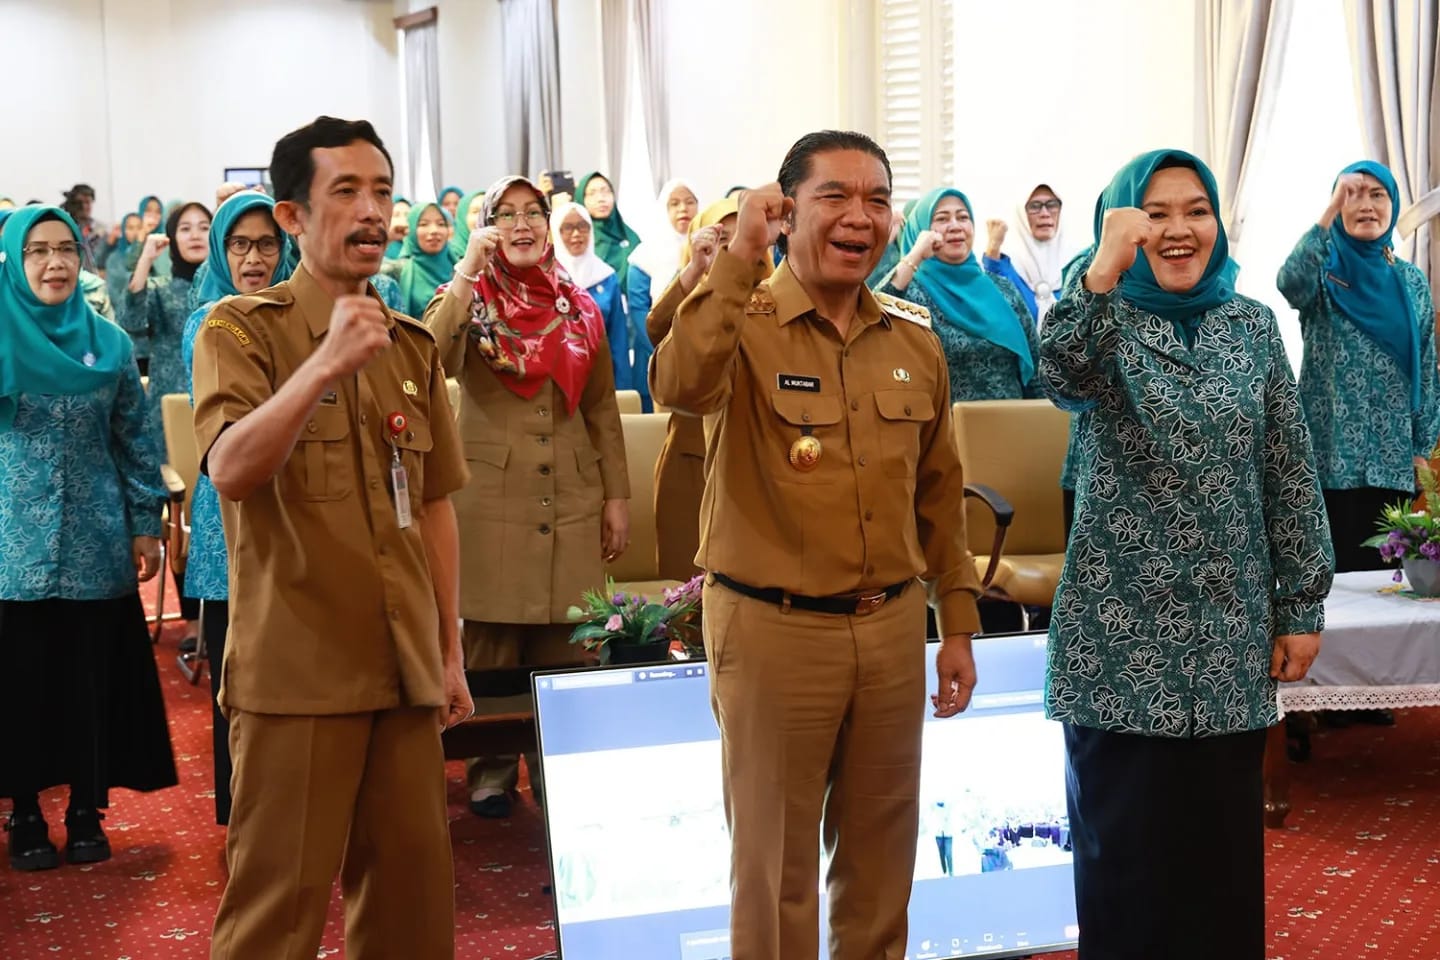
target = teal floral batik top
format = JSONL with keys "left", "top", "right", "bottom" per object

{"left": 1039, "top": 261, "right": 1334, "bottom": 738}
{"left": 121, "top": 276, "right": 193, "bottom": 448}
{"left": 1277, "top": 224, "right": 1440, "bottom": 492}
{"left": 880, "top": 269, "right": 1041, "bottom": 402}
{"left": 0, "top": 337, "right": 165, "bottom": 600}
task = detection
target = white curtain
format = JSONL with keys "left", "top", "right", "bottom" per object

{"left": 1345, "top": 0, "right": 1440, "bottom": 284}
{"left": 403, "top": 21, "right": 443, "bottom": 200}
{"left": 632, "top": 0, "right": 671, "bottom": 194}
{"left": 599, "top": 0, "right": 629, "bottom": 186}
{"left": 500, "top": 0, "right": 564, "bottom": 177}
{"left": 1201, "top": 0, "right": 1293, "bottom": 249}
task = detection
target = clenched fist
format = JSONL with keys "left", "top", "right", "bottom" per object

{"left": 317, "top": 294, "right": 391, "bottom": 378}
{"left": 1085, "top": 208, "right": 1155, "bottom": 293}
{"left": 729, "top": 183, "right": 788, "bottom": 264}
{"left": 985, "top": 219, "right": 1007, "bottom": 259}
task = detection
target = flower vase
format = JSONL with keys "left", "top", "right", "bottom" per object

{"left": 608, "top": 639, "right": 673, "bottom": 665}
{"left": 1402, "top": 557, "right": 1440, "bottom": 597}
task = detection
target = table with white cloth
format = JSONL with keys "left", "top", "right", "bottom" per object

{"left": 1264, "top": 569, "right": 1440, "bottom": 828}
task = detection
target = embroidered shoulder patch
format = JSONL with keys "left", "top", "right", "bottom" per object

{"left": 746, "top": 288, "right": 776, "bottom": 315}
{"left": 874, "top": 291, "right": 931, "bottom": 326}
{"left": 207, "top": 317, "right": 252, "bottom": 346}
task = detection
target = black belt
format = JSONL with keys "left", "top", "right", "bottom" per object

{"left": 712, "top": 573, "right": 910, "bottom": 617}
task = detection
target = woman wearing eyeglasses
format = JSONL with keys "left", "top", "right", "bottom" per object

{"left": 983, "top": 184, "right": 1079, "bottom": 323}
{"left": 121, "top": 200, "right": 213, "bottom": 647}
{"left": 426, "top": 176, "right": 630, "bottom": 819}
{"left": 0, "top": 207, "right": 177, "bottom": 871}
{"left": 879, "top": 188, "right": 1041, "bottom": 402}
{"left": 180, "top": 192, "right": 294, "bottom": 826}
{"left": 551, "top": 201, "right": 632, "bottom": 395}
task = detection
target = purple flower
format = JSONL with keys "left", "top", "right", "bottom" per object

{"left": 604, "top": 614, "right": 624, "bottom": 632}
{"left": 1421, "top": 541, "right": 1440, "bottom": 562}
{"left": 612, "top": 593, "right": 627, "bottom": 606}
{"left": 1394, "top": 569, "right": 1405, "bottom": 583}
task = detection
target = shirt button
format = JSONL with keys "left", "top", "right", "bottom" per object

{"left": 843, "top": 349, "right": 851, "bottom": 359}
{"left": 370, "top": 478, "right": 380, "bottom": 490}
{"left": 864, "top": 510, "right": 874, "bottom": 521}
{"left": 539, "top": 524, "right": 552, "bottom": 534}
{"left": 538, "top": 407, "right": 549, "bottom": 417}
{"left": 865, "top": 565, "right": 875, "bottom": 576}
{"left": 904, "top": 405, "right": 912, "bottom": 415}
{"left": 858, "top": 456, "right": 868, "bottom": 467}
{"left": 389, "top": 609, "right": 400, "bottom": 621}
{"left": 538, "top": 436, "right": 550, "bottom": 446}
{"left": 405, "top": 430, "right": 415, "bottom": 441}
{"left": 802, "top": 413, "right": 812, "bottom": 423}
{"left": 360, "top": 414, "right": 369, "bottom": 425}
{"left": 541, "top": 496, "right": 553, "bottom": 507}
{"left": 378, "top": 545, "right": 388, "bottom": 556}
{"left": 850, "top": 399, "right": 859, "bottom": 411}
{"left": 306, "top": 421, "right": 318, "bottom": 434}
{"left": 540, "top": 465, "right": 551, "bottom": 476}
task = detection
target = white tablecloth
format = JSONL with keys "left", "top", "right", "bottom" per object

{"left": 1279, "top": 570, "right": 1440, "bottom": 713}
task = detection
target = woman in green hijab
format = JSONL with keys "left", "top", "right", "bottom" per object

{"left": 879, "top": 188, "right": 1038, "bottom": 401}
{"left": 1038, "top": 149, "right": 1333, "bottom": 960}
{"left": 0, "top": 206, "right": 177, "bottom": 872}
{"left": 575, "top": 172, "right": 641, "bottom": 289}
{"left": 385, "top": 201, "right": 458, "bottom": 318}
{"left": 446, "top": 189, "right": 485, "bottom": 262}
{"left": 438, "top": 184, "right": 465, "bottom": 221}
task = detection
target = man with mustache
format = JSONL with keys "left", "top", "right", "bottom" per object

{"left": 193, "top": 116, "right": 472, "bottom": 960}
{"left": 650, "top": 130, "right": 983, "bottom": 960}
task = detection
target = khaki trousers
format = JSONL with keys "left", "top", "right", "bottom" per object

{"left": 210, "top": 707, "right": 454, "bottom": 960}
{"left": 462, "top": 620, "right": 576, "bottom": 793}
{"left": 703, "top": 577, "right": 927, "bottom": 960}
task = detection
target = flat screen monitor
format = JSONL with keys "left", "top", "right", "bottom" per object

{"left": 533, "top": 633, "right": 1079, "bottom": 959}
{"left": 223, "top": 167, "right": 269, "bottom": 191}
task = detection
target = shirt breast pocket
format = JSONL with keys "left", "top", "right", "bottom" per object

{"left": 394, "top": 419, "right": 433, "bottom": 509}
{"left": 770, "top": 392, "right": 844, "bottom": 485}
{"left": 875, "top": 390, "right": 934, "bottom": 479}
{"left": 286, "top": 408, "right": 353, "bottom": 502}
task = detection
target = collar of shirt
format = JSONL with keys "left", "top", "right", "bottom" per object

{"left": 290, "top": 262, "right": 398, "bottom": 340}
{"left": 767, "top": 258, "right": 891, "bottom": 333}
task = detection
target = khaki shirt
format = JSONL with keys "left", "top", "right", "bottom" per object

{"left": 192, "top": 265, "right": 469, "bottom": 715}
{"left": 650, "top": 250, "right": 982, "bottom": 635}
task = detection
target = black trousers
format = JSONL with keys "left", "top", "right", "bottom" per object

{"left": 174, "top": 566, "right": 201, "bottom": 622}
{"left": 1323, "top": 486, "right": 1410, "bottom": 573}
{"left": 203, "top": 599, "right": 233, "bottom": 825}
{"left": 1064, "top": 724, "right": 1267, "bottom": 960}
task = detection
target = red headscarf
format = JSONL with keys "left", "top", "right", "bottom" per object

{"left": 462, "top": 176, "right": 605, "bottom": 413}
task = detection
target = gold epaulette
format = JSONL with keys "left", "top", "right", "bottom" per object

{"left": 874, "top": 291, "right": 931, "bottom": 326}
{"left": 745, "top": 287, "right": 776, "bottom": 315}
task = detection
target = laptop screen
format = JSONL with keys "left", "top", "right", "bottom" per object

{"left": 533, "top": 633, "right": 1079, "bottom": 959}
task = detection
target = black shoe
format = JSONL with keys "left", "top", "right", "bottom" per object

{"left": 469, "top": 794, "right": 512, "bottom": 819}
{"left": 5, "top": 813, "right": 60, "bottom": 871}
{"left": 179, "top": 636, "right": 198, "bottom": 654}
{"left": 64, "top": 809, "right": 110, "bottom": 865}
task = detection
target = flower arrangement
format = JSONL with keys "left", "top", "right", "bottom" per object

{"left": 1363, "top": 465, "right": 1440, "bottom": 582}
{"left": 567, "top": 574, "right": 705, "bottom": 663}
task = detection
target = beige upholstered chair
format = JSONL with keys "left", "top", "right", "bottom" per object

{"left": 605, "top": 412, "right": 683, "bottom": 600}
{"left": 153, "top": 394, "right": 200, "bottom": 645}
{"left": 951, "top": 399, "right": 1071, "bottom": 627}
{"left": 615, "top": 389, "right": 643, "bottom": 414}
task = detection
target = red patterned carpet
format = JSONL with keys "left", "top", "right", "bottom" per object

{"left": 1, "top": 600, "right": 1438, "bottom": 959}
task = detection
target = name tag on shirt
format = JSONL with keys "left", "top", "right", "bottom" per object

{"left": 777, "top": 374, "right": 821, "bottom": 393}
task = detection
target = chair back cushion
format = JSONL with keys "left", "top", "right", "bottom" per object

{"left": 952, "top": 399, "right": 1070, "bottom": 556}
{"left": 162, "top": 393, "right": 201, "bottom": 512}
{"left": 606, "top": 412, "right": 670, "bottom": 582}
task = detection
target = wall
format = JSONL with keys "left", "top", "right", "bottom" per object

{"left": 1, "top": 0, "right": 400, "bottom": 224}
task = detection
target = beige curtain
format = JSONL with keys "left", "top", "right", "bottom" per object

{"left": 402, "top": 20, "right": 443, "bottom": 200}
{"left": 599, "top": 0, "right": 629, "bottom": 185}
{"left": 500, "top": 0, "right": 564, "bottom": 177}
{"left": 1201, "top": 0, "right": 1293, "bottom": 248}
{"left": 1345, "top": 0, "right": 1440, "bottom": 282}
{"left": 632, "top": 0, "right": 671, "bottom": 193}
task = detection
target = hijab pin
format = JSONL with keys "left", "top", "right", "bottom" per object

{"left": 555, "top": 294, "right": 571, "bottom": 315}
{"left": 82, "top": 352, "right": 96, "bottom": 367}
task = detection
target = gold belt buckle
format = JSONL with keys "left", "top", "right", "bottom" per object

{"left": 854, "top": 591, "right": 888, "bottom": 616}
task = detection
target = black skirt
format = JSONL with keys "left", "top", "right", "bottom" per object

{"left": 0, "top": 593, "right": 178, "bottom": 805}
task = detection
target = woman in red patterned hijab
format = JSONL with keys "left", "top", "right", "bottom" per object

{"left": 425, "top": 174, "right": 631, "bottom": 821}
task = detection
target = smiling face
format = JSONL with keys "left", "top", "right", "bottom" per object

{"left": 1026, "top": 187, "right": 1061, "bottom": 240}
{"left": 173, "top": 206, "right": 212, "bottom": 265}
{"left": 23, "top": 219, "right": 81, "bottom": 305}
{"left": 440, "top": 191, "right": 460, "bottom": 219}
{"left": 1340, "top": 172, "right": 1393, "bottom": 242}
{"left": 493, "top": 183, "right": 549, "bottom": 268}
{"left": 583, "top": 176, "right": 615, "bottom": 220}
{"left": 225, "top": 209, "right": 283, "bottom": 294}
{"left": 415, "top": 205, "right": 449, "bottom": 255}
{"left": 787, "top": 149, "right": 893, "bottom": 288}
{"left": 930, "top": 195, "right": 975, "bottom": 265}
{"left": 559, "top": 210, "right": 591, "bottom": 257}
{"left": 666, "top": 186, "right": 698, "bottom": 236}
{"left": 1139, "top": 166, "right": 1219, "bottom": 294}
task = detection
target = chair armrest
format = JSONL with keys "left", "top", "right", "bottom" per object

{"left": 159, "top": 464, "right": 189, "bottom": 572}
{"left": 964, "top": 483, "right": 1014, "bottom": 590}
{"left": 160, "top": 464, "right": 187, "bottom": 501}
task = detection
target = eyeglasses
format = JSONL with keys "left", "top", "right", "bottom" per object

{"left": 1025, "top": 199, "right": 1062, "bottom": 214}
{"left": 225, "top": 235, "right": 282, "bottom": 257}
{"left": 492, "top": 209, "right": 548, "bottom": 228}
{"left": 558, "top": 222, "right": 591, "bottom": 235}
{"left": 22, "top": 242, "right": 81, "bottom": 263}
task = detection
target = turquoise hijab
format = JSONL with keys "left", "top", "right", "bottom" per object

{"left": 194, "top": 192, "right": 294, "bottom": 309}
{"left": 439, "top": 185, "right": 464, "bottom": 209}
{"left": 1324, "top": 160, "right": 1421, "bottom": 410}
{"left": 0, "top": 207, "right": 129, "bottom": 430}
{"left": 137, "top": 195, "right": 165, "bottom": 233}
{"left": 446, "top": 189, "right": 485, "bottom": 261}
{"left": 1091, "top": 149, "right": 1238, "bottom": 339}
{"left": 113, "top": 213, "right": 142, "bottom": 259}
{"left": 397, "top": 202, "right": 457, "bottom": 317}
{"left": 901, "top": 188, "right": 1034, "bottom": 384}
{"left": 386, "top": 195, "right": 411, "bottom": 260}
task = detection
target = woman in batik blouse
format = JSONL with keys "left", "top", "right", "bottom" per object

{"left": 1039, "top": 149, "right": 1334, "bottom": 960}
{"left": 1277, "top": 160, "right": 1440, "bottom": 573}
{"left": 880, "top": 187, "right": 1040, "bottom": 401}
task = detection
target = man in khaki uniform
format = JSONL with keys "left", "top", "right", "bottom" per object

{"left": 192, "top": 117, "right": 472, "bottom": 960}
{"left": 651, "top": 131, "right": 983, "bottom": 960}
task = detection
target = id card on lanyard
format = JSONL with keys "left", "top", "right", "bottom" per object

{"left": 385, "top": 411, "right": 412, "bottom": 529}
